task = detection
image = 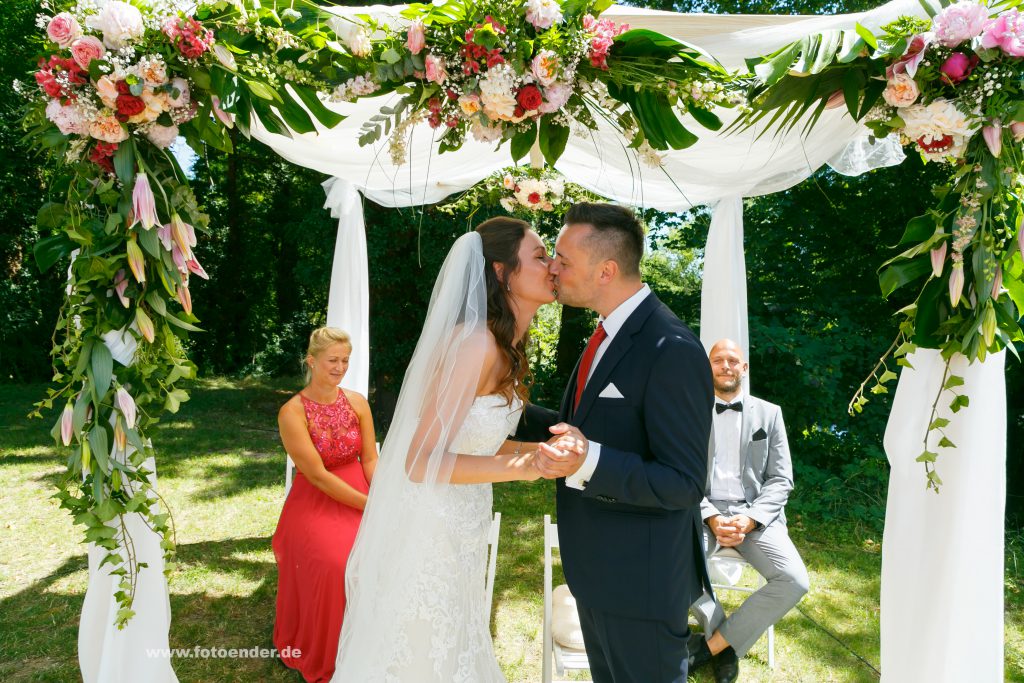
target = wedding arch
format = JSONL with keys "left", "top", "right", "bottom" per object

{"left": 25, "top": 0, "right": 1015, "bottom": 680}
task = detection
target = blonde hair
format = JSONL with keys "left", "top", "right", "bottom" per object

{"left": 303, "top": 327, "right": 352, "bottom": 383}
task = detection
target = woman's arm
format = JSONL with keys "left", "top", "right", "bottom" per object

{"left": 345, "top": 390, "right": 379, "bottom": 484}
{"left": 278, "top": 399, "right": 369, "bottom": 509}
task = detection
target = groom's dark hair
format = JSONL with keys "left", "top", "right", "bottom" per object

{"left": 565, "top": 203, "right": 645, "bottom": 278}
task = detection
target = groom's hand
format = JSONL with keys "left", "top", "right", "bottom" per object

{"left": 534, "top": 424, "right": 588, "bottom": 479}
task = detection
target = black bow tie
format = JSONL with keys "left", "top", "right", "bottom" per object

{"left": 716, "top": 401, "right": 742, "bottom": 414}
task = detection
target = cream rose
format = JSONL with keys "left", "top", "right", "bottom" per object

{"left": 882, "top": 73, "right": 920, "bottom": 108}
{"left": 89, "top": 114, "right": 129, "bottom": 143}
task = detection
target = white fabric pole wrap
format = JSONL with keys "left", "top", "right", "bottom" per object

{"left": 699, "top": 196, "right": 749, "bottom": 371}
{"left": 881, "top": 349, "right": 1005, "bottom": 683}
{"left": 323, "top": 177, "right": 370, "bottom": 396}
{"left": 78, "top": 455, "right": 177, "bottom": 683}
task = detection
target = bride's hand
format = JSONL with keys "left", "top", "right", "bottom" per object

{"left": 517, "top": 450, "right": 543, "bottom": 481}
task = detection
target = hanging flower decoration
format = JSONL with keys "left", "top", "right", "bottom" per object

{"left": 737, "top": 0, "right": 1024, "bottom": 491}
{"left": 438, "top": 166, "right": 602, "bottom": 218}
{"left": 331, "top": 0, "right": 735, "bottom": 166}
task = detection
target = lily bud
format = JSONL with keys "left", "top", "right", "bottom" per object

{"left": 81, "top": 438, "right": 91, "bottom": 474}
{"left": 132, "top": 173, "right": 158, "bottom": 230}
{"left": 949, "top": 263, "right": 964, "bottom": 307}
{"left": 177, "top": 283, "right": 193, "bottom": 315}
{"left": 116, "top": 387, "right": 137, "bottom": 428}
{"left": 982, "top": 121, "right": 1002, "bottom": 159}
{"left": 113, "top": 268, "right": 129, "bottom": 307}
{"left": 992, "top": 265, "right": 1003, "bottom": 299}
{"left": 824, "top": 89, "right": 846, "bottom": 110}
{"left": 169, "top": 213, "right": 194, "bottom": 260}
{"left": 114, "top": 417, "right": 128, "bottom": 453}
{"left": 126, "top": 238, "right": 146, "bottom": 283}
{"left": 136, "top": 308, "right": 155, "bottom": 344}
{"left": 981, "top": 304, "right": 997, "bottom": 347}
{"left": 1011, "top": 121, "right": 1024, "bottom": 142}
{"left": 60, "top": 402, "right": 74, "bottom": 446}
{"left": 930, "top": 241, "right": 947, "bottom": 278}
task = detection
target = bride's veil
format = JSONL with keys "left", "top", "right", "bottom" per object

{"left": 333, "top": 230, "right": 490, "bottom": 680}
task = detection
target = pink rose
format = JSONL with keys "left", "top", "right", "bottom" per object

{"left": 538, "top": 81, "right": 572, "bottom": 114}
{"left": 939, "top": 52, "right": 978, "bottom": 84}
{"left": 981, "top": 10, "right": 1024, "bottom": 56}
{"left": 47, "top": 13, "right": 82, "bottom": 48}
{"left": 531, "top": 50, "right": 559, "bottom": 86}
{"left": 406, "top": 19, "right": 425, "bottom": 55}
{"left": 425, "top": 54, "right": 446, "bottom": 84}
{"left": 882, "top": 73, "right": 920, "bottom": 108}
{"left": 70, "top": 36, "right": 105, "bottom": 70}
{"left": 932, "top": 1, "right": 988, "bottom": 47}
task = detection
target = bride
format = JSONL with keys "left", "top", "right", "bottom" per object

{"left": 331, "top": 216, "right": 557, "bottom": 682}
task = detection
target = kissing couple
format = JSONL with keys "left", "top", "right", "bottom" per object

{"left": 331, "top": 202, "right": 714, "bottom": 683}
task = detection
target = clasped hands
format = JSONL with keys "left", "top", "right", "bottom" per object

{"left": 518, "top": 423, "right": 587, "bottom": 480}
{"left": 707, "top": 514, "right": 757, "bottom": 547}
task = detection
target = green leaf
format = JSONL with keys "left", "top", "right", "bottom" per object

{"left": 753, "top": 41, "right": 802, "bottom": 86}
{"left": 539, "top": 117, "right": 570, "bottom": 165}
{"left": 854, "top": 23, "right": 878, "bottom": 50}
{"left": 33, "top": 233, "right": 76, "bottom": 273}
{"left": 146, "top": 291, "right": 168, "bottom": 317}
{"left": 87, "top": 424, "right": 110, "bottom": 474}
{"left": 879, "top": 369, "right": 898, "bottom": 383}
{"left": 937, "top": 436, "right": 956, "bottom": 449}
{"left": 90, "top": 342, "right": 113, "bottom": 399}
{"left": 275, "top": 87, "right": 316, "bottom": 135}
{"left": 37, "top": 202, "right": 67, "bottom": 231}
{"left": 137, "top": 225, "right": 162, "bottom": 259}
{"left": 686, "top": 103, "right": 722, "bottom": 131}
{"left": 943, "top": 374, "right": 965, "bottom": 389}
{"left": 879, "top": 255, "right": 931, "bottom": 298}
{"left": 164, "top": 312, "right": 203, "bottom": 332}
{"left": 245, "top": 78, "right": 282, "bottom": 103}
{"left": 381, "top": 47, "right": 402, "bottom": 64}
{"left": 293, "top": 85, "right": 345, "bottom": 128}
{"left": 510, "top": 121, "right": 537, "bottom": 163}
{"left": 113, "top": 139, "right": 135, "bottom": 186}
{"left": 929, "top": 417, "right": 951, "bottom": 429}
{"left": 915, "top": 450, "right": 937, "bottom": 463}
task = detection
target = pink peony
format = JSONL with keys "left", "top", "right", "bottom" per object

{"left": 939, "top": 52, "right": 978, "bottom": 85}
{"left": 88, "top": 0, "right": 145, "bottom": 49}
{"left": 933, "top": 2, "right": 988, "bottom": 47}
{"left": 525, "top": 0, "right": 563, "bottom": 30}
{"left": 45, "top": 99, "right": 87, "bottom": 135}
{"left": 166, "top": 77, "right": 190, "bottom": 108}
{"left": 531, "top": 50, "right": 559, "bottom": 86}
{"left": 980, "top": 10, "right": 1024, "bottom": 56}
{"left": 425, "top": 54, "right": 447, "bottom": 84}
{"left": 47, "top": 13, "right": 82, "bottom": 47}
{"left": 70, "top": 36, "right": 105, "bottom": 70}
{"left": 882, "top": 73, "right": 920, "bottom": 108}
{"left": 88, "top": 113, "right": 128, "bottom": 143}
{"left": 145, "top": 123, "right": 179, "bottom": 149}
{"left": 538, "top": 81, "right": 572, "bottom": 114}
{"left": 406, "top": 19, "right": 426, "bottom": 55}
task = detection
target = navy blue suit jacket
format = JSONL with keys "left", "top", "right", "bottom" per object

{"left": 554, "top": 292, "right": 714, "bottom": 623}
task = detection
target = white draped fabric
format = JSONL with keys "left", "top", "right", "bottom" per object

{"left": 881, "top": 350, "right": 1005, "bottom": 683}
{"left": 699, "top": 196, "right": 748, "bottom": 362}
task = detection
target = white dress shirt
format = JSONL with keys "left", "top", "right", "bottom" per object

{"left": 709, "top": 391, "right": 746, "bottom": 501}
{"left": 566, "top": 284, "right": 652, "bottom": 490}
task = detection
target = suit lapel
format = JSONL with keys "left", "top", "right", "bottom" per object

{"left": 740, "top": 394, "right": 754, "bottom": 472}
{"left": 573, "top": 293, "right": 660, "bottom": 423}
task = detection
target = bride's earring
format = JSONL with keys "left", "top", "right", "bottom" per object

{"left": 506, "top": 283, "right": 511, "bottom": 292}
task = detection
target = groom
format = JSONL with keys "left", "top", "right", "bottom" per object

{"left": 528, "top": 202, "right": 714, "bottom": 682}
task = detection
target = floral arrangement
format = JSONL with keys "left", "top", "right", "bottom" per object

{"left": 739, "top": 0, "right": 1024, "bottom": 490}
{"left": 438, "top": 166, "right": 601, "bottom": 217}
{"left": 22, "top": 0, "right": 355, "bottom": 627}
{"left": 329, "top": 0, "right": 734, "bottom": 166}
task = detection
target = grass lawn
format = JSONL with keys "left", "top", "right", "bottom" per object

{"left": 1, "top": 378, "right": 1021, "bottom": 682}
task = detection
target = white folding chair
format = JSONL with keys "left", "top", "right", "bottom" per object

{"left": 707, "top": 545, "right": 775, "bottom": 669}
{"left": 485, "top": 511, "right": 501, "bottom": 619}
{"left": 543, "top": 515, "right": 592, "bottom": 683}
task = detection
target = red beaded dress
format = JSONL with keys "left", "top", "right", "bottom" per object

{"left": 272, "top": 389, "right": 369, "bottom": 683}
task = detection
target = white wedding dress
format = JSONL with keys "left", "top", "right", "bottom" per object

{"left": 333, "top": 394, "right": 522, "bottom": 682}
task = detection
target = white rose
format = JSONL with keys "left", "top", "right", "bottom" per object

{"left": 89, "top": 0, "right": 146, "bottom": 49}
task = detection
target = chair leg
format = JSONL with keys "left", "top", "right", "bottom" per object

{"left": 767, "top": 624, "right": 775, "bottom": 669}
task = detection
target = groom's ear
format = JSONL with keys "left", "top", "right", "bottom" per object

{"left": 598, "top": 259, "right": 619, "bottom": 283}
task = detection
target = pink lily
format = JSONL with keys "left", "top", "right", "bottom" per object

{"left": 171, "top": 242, "right": 188, "bottom": 274}
{"left": 949, "top": 263, "right": 965, "bottom": 307}
{"left": 115, "top": 387, "right": 137, "bottom": 428}
{"left": 982, "top": 121, "right": 1003, "bottom": 158}
{"left": 157, "top": 223, "right": 173, "bottom": 251}
{"left": 113, "top": 269, "right": 129, "bottom": 307}
{"left": 132, "top": 173, "right": 158, "bottom": 230}
{"left": 211, "top": 96, "right": 234, "bottom": 129}
{"left": 60, "top": 402, "right": 74, "bottom": 446}
{"left": 126, "top": 238, "right": 146, "bottom": 283}
{"left": 992, "top": 265, "right": 1003, "bottom": 299}
{"left": 177, "top": 283, "right": 193, "bottom": 315}
{"left": 930, "top": 241, "right": 947, "bottom": 278}
{"left": 169, "top": 213, "right": 194, "bottom": 260}
{"left": 187, "top": 255, "right": 209, "bottom": 280}
{"left": 135, "top": 308, "right": 155, "bottom": 343}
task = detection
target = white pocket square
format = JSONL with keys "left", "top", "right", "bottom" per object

{"left": 598, "top": 383, "right": 624, "bottom": 399}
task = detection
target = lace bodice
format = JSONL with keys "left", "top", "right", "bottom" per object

{"left": 448, "top": 394, "right": 523, "bottom": 456}
{"left": 300, "top": 390, "right": 362, "bottom": 469}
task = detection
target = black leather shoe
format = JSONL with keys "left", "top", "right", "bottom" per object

{"left": 712, "top": 646, "right": 740, "bottom": 683}
{"left": 687, "top": 636, "right": 713, "bottom": 673}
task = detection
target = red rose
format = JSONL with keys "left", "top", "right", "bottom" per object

{"left": 116, "top": 80, "right": 131, "bottom": 95}
{"left": 528, "top": 192, "right": 541, "bottom": 204}
{"left": 516, "top": 85, "right": 542, "bottom": 111}
{"left": 116, "top": 94, "right": 146, "bottom": 117}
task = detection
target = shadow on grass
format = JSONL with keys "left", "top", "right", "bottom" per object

{"left": 0, "top": 535, "right": 301, "bottom": 683}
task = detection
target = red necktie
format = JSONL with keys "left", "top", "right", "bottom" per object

{"left": 574, "top": 322, "right": 608, "bottom": 410}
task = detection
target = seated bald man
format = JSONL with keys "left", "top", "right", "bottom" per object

{"left": 688, "top": 339, "right": 809, "bottom": 683}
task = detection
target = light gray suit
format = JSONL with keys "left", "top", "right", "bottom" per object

{"left": 691, "top": 394, "right": 809, "bottom": 657}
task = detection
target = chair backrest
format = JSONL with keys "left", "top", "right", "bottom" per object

{"left": 485, "top": 511, "right": 501, "bottom": 619}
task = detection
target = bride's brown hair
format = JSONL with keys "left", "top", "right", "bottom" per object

{"left": 475, "top": 216, "right": 533, "bottom": 405}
